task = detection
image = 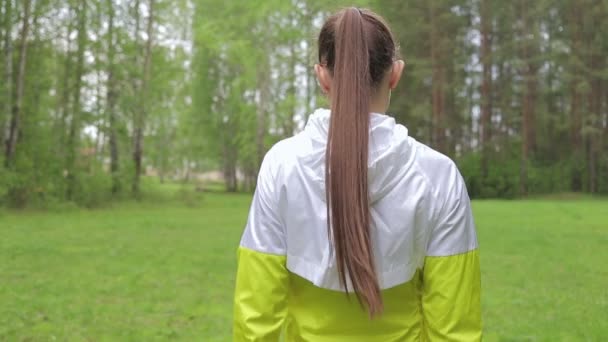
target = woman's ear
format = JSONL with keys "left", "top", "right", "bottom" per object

{"left": 314, "top": 64, "right": 331, "bottom": 94}
{"left": 389, "top": 60, "right": 405, "bottom": 90}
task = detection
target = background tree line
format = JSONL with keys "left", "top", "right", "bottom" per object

{"left": 0, "top": 0, "right": 606, "bottom": 207}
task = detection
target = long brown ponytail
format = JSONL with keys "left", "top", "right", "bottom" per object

{"left": 318, "top": 8, "right": 397, "bottom": 317}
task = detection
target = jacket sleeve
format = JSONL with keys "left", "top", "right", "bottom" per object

{"left": 421, "top": 162, "right": 482, "bottom": 341}
{"left": 233, "top": 247, "right": 288, "bottom": 341}
{"left": 233, "top": 150, "right": 288, "bottom": 341}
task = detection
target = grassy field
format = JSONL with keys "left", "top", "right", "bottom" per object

{"left": 1, "top": 191, "right": 607, "bottom": 341}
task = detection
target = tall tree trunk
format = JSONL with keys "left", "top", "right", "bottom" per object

{"left": 58, "top": 12, "right": 74, "bottom": 157}
{"left": 569, "top": 8, "right": 584, "bottom": 192}
{"left": 256, "top": 63, "right": 269, "bottom": 171}
{"left": 496, "top": 27, "right": 513, "bottom": 156}
{"left": 479, "top": 0, "right": 492, "bottom": 177}
{"left": 129, "top": 0, "right": 141, "bottom": 194}
{"left": 5, "top": 0, "right": 31, "bottom": 168}
{"left": 106, "top": 0, "right": 120, "bottom": 194}
{"left": 1, "top": 0, "right": 13, "bottom": 154}
{"left": 66, "top": 0, "right": 87, "bottom": 200}
{"left": 131, "top": 0, "right": 141, "bottom": 91}
{"left": 30, "top": 1, "right": 42, "bottom": 113}
{"left": 588, "top": 42, "right": 603, "bottom": 193}
{"left": 284, "top": 36, "right": 297, "bottom": 137}
{"left": 465, "top": 68, "right": 475, "bottom": 153}
{"left": 545, "top": 14, "right": 558, "bottom": 162}
{"left": 304, "top": 8, "right": 314, "bottom": 119}
{"left": 93, "top": 0, "right": 104, "bottom": 172}
{"left": 519, "top": 0, "right": 538, "bottom": 195}
{"left": 223, "top": 143, "right": 238, "bottom": 192}
{"left": 587, "top": 1, "right": 606, "bottom": 194}
{"left": 429, "top": 2, "right": 446, "bottom": 153}
{"left": 132, "top": 0, "right": 154, "bottom": 196}
{"left": 446, "top": 60, "right": 458, "bottom": 156}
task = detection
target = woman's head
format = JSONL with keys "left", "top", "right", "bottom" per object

{"left": 315, "top": 8, "right": 404, "bottom": 109}
{"left": 316, "top": 8, "right": 403, "bottom": 318}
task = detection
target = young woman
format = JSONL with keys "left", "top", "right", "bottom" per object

{"left": 233, "top": 7, "right": 481, "bottom": 341}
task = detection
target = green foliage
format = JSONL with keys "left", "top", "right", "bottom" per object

{"left": 458, "top": 152, "right": 519, "bottom": 199}
{"left": 1, "top": 0, "right": 607, "bottom": 206}
{"left": 70, "top": 172, "right": 114, "bottom": 208}
{"left": 0, "top": 168, "right": 14, "bottom": 207}
{"left": 458, "top": 145, "right": 580, "bottom": 198}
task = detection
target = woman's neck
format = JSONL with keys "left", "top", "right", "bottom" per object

{"left": 326, "top": 88, "right": 390, "bottom": 114}
{"left": 369, "top": 93, "right": 389, "bottom": 114}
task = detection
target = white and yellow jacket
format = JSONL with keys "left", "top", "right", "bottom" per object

{"left": 234, "top": 108, "right": 481, "bottom": 341}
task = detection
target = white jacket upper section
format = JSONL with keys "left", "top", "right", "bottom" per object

{"left": 240, "top": 108, "right": 478, "bottom": 291}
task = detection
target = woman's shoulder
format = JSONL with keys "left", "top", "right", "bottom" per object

{"left": 258, "top": 133, "right": 313, "bottom": 180}
{"left": 408, "top": 139, "right": 465, "bottom": 200}
{"left": 263, "top": 134, "right": 310, "bottom": 166}
{"left": 410, "top": 139, "right": 456, "bottom": 172}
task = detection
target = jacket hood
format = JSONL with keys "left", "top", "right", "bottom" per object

{"left": 302, "top": 108, "right": 413, "bottom": 204}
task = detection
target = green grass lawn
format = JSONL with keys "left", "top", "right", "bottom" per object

{"left": 1, "top": 192, "right": 607, "bottom": 341}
